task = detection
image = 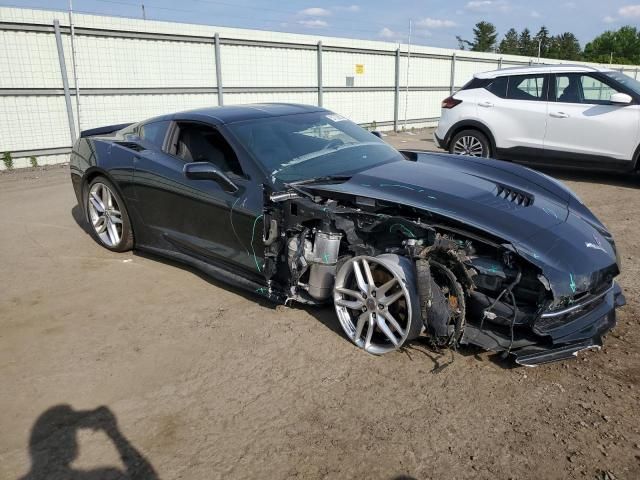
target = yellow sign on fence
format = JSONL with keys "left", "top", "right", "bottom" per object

{"left": 355, "top": 64, "right": 365, "bottom": 74}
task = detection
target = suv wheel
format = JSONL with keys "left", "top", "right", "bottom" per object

{"left": 450, "top": 130, "right": 491, "bottom": 158}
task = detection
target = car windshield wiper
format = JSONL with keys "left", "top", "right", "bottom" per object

{"left": 280, "top": 175, "right": 352, "bottom": 199}
{"left": 272, "top": 142, "right": 381, "bottom": 179}
{"left": 287, "top": 175, "right": 352, "bottom": 187}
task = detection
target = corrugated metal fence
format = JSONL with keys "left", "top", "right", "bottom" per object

{"left": 1, "top": 6, "right": 638, "bottom": 169}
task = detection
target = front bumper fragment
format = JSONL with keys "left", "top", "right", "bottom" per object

{"left": 513, "top": 339, "right": 602, "bottom": 367}
{"left": 460, "top": 282, "right": 625, "bottom": 366}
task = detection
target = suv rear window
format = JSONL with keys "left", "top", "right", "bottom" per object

{"left": 484, "top": 74, "right": 548, "bottom": 101}
{"left": 486, "top": 77, "right": 508, "bottom": 98}
{"left": 506, "top": 75, "right": 547, "bottom": 101}
{"left": 459, "top": 77, "right": 491, "bottom": 91}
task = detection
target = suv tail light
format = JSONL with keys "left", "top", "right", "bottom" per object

{"left": 442, "top": 96, "right": 462, "bottom": 109}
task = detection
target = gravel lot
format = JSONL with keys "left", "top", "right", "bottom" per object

{"left": 1, "top": 129, "right": 639, "bottom": 479}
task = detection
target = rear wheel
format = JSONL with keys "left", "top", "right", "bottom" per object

{"left": 85, "top": 176, "right": 134, "bottom": 252}
{"left": 450, "top": 129, "right": 491, "bottom": 158}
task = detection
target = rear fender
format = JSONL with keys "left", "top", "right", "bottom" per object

{"left": 444, "top": 120, "right": 497, "bottom": 156}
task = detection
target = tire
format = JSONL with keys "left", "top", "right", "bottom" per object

{"left": 85, "top": 175, "right": 134, "bottom": 252}
{"left": 333, "top": 254, "right": 423, "bottom": 355}
{"left": 449, "top": 129, "right": 491, "bottom": 158}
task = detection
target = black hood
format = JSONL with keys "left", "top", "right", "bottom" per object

{"left": 304, "top": 154, "right": 619, "bottom": 299}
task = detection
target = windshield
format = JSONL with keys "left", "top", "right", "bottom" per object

{"left": 227, "top": 111, "right": 403, "bottom": 184}
{"left": 605, "top": 71, "right": 640, "bottom": 96}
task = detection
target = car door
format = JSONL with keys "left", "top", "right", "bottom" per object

{"left": 479, "top": 73, "right": 550, "bottom": 154}
{"left": 545, "top": 72, "right": 640, "bottom": 164}
{"left": 132, "top": 120, "right": 263, "bottom": 274}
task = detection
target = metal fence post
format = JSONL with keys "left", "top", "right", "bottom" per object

{"left": 394, "top": 48, "right": 400, "bottom": 132}
{"left": 53, "top": 19, "right": 77, "bottom": 144}
{"left": 68, "top": 6, "right": 81, "bottom": 133}
{"left": 214, "top": 33, "right": 224, "bottom": 106}
{"left": 498, "top": 57, "right": 503, "bottom": 69}
{"left": 449, "top": 52, "right": 456, "bottom": 94}
{"left": 635, "top": 68, "right": 639, "bottom": 80}
{"left": 317, "top": 41, "right": 323, "bottom": 107}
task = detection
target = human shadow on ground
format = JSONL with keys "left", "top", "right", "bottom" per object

{"left": 19, "top": 405, "right": 158, "bottom": 480}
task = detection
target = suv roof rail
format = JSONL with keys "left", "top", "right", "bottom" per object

{"left": 475, "top": 63, "right": 609, "bottom": 79}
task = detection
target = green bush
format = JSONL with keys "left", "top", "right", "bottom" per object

{"left": 30, "top": 156, "right": 38, "bottom": 168}
{"left": 2, "top": 152, "right": 13, "bottom": 171}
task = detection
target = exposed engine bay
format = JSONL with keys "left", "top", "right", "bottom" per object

{"left": 256, "top": 181, "right": 620, "bottom": 367}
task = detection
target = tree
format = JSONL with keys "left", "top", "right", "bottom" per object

{"left": 455, "top": 21, "right": 595, "bottom": 62}
{"left": 534, "top": 26, "right": 551, "bottom": 58}
{"left": 499, "top": 28, "right": 520, "bottom": 55}
{"left": 457, "top": 21, "right": 498, "bottom": 52}
{"left": 519, "top": 28, "right": 536, "bottom": 57}
{"left": 584, "top": 26, "right": 640, "bottom": 65}
{"left": 548, "top": 32, "right": 582, "bottom": 61}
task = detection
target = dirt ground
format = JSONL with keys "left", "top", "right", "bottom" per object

{"left": 1, "top": 129, "right": 639, "bottom": 480}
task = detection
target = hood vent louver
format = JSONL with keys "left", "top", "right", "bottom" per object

{"left": 496, "top": 184, "right": 534, "bottom": 207}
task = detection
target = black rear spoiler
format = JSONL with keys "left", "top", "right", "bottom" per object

{"left": 80, "top": 123, "right": 134, "bottom": 138}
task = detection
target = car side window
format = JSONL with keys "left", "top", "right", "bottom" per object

{"left": 555, "top": 73, "right": 621, "bottom": 104}
{"left": 485, "top": 76, "right": 509, "bottom": 98}
{"left": 505, "top": 75, "right": 547, "bottom": 101}
{"left": 139, "top": 121, "right": 170, "bottom": 148}
{"left": 172, "top": 123, "right": 243, "bottom": 176}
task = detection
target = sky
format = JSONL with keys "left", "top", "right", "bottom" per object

{"left": 2, "top": 0, "right": 640, "bottom": 49}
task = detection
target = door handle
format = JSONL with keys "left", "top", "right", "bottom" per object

{"left": 479, "top": 101, "right": 494, "bottom": 108}
{"left": 550, "top": 112, "right": 569, "bottom": 118}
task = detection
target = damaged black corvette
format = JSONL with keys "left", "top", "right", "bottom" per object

{"left": 70, "top": 104, "right": 625, "bottom": 366}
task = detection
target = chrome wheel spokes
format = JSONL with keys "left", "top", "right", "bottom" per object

{"left": 453, "top": 136, "right": 484, "bottom": 157}
{"left": 334, "top": 256, "right": 417, "bottom": 355}
{"left": 88, "top": 183, "right": 123, "bottom": 247}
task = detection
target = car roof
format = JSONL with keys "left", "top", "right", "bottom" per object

{"left": 146, "top": 103, "right": 328, "bottom": 125}
{"left": 475, "top": 64, "right": 614, "bottom": 79}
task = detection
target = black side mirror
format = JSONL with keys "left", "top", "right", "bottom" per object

{"left": 183, "top": 162, "right": 238, "bottom": 193}
{"left": 371, "top": 131, "right": 383, "bottom": 138}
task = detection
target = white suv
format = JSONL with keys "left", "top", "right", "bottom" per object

{"left": 434, "top": 65, "right": 640, "bottom": 172}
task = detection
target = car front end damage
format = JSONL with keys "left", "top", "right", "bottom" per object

{"left": 256, "top": 164, "right": 625, "bottom": 366}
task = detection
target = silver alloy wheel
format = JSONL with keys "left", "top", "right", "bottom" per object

{"left": 334, "top": 255, "right": 419, "bottom": 355}
{"left": 453, "top": 135, "right": 485, "bottom": 156}
{"left": 87, "top": 182, "right": 123, "bottom": 247}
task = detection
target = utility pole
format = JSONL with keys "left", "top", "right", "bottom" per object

{"left": 537, "top": 38, "right": 542, "bottom": 64}
{"left": 142, "top": 2, "right": 146, "bottom": 20}
{"left": 403, "top": 19, "right": 412, "bottom": 132}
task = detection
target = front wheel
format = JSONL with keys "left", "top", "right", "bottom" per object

{"left": 333, "top": 254, "right": 423, "bottom": 355}
{"left": 450, "top": 129, "right": 491, "bottom": 158}
{"left": 85, "top": 176, "right": 134, "bottom": 252}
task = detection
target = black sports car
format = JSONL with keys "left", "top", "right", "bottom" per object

{"left": 70, "top": 103, "right": 625, "bottom": 366}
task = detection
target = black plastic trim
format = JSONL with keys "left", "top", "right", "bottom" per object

{"left": 495, "top": 146, "right": 636, "bottom": 172}
{"left": 81, "top": 123, "right": 133, "bottom": 138}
